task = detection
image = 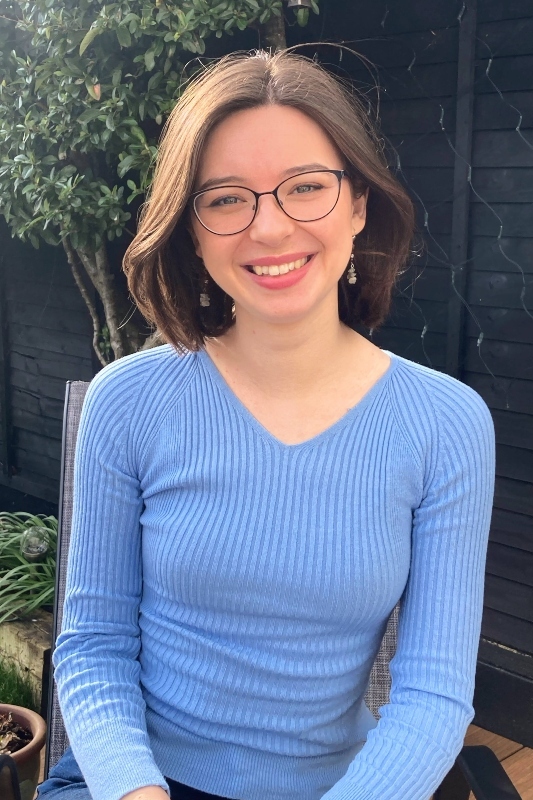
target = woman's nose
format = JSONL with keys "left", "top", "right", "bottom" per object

{"left": 248, "top": 193, "right": 296, "bottom": 242}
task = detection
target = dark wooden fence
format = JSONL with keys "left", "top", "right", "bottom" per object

{"left": 305, "top": 0, "right": 532, "bottom": 742}
{"left": 0, "top": 225, "right": 94, "bottom": 501}
{"left": 0, "top": 0, "right": 531, "bottom": 743}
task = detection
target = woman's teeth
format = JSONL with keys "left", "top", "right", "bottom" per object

{"left": 250, "top": 256, "right": 309, "bottom": 276}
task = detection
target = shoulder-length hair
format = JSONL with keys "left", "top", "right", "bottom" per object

{"left": 123, "top": 50, "right": 414, "bottom": 351}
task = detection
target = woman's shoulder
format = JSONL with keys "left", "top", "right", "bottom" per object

{"left": 388, "top": 352, "right": 490, "bottom": 416}
{"left": 83, "top": 344, "right": 198, "bottom": 413}
{"left": 386, "top": 352, "right": 494, "bottom": 455}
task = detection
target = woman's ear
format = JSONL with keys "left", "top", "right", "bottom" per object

{"left": 351, "top": 187, "right": 368, "bottom": 234}
{"left": 184, "top": 206, "right": 204, "bottom": 258}
{"left": 187, "top": 220, "right": 203, "bottom": 260}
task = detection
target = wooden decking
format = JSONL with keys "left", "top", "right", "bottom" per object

{"left": 464, "top": 724, "right": 532, "bottom": 799}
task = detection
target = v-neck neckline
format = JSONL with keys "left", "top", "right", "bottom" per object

{"left": 196, "top": 347, "right": 397, "bottom": 451}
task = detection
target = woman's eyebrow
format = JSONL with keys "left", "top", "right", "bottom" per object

{"left": 196, "top": 175, "right": 243, "bottom": 192}
{"left": 196, "top": 163, "right": 332, "bottom": 193}
{"left": 281, "top": 162, "right": 331, "bottom": 177}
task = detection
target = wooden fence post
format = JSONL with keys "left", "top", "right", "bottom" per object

{"left": 0, "top": 253, "right": 13, "bottom": 477}
{"left": 446, "top": 0, "right": 477, "bottom": 378}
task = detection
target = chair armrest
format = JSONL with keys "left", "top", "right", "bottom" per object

{"left": 457, "top": 746, "right": 522, "bottom": 800}
{"left": 0, "top": 754, "right": 22, "bottom": 800}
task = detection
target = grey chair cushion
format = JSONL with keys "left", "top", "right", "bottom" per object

{"left": 364, "top": 605, "right": 399, "bottom": 720}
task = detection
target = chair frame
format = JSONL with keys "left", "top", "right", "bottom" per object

{"left": 0, "top": 754, "right": 22, "bottom": 800}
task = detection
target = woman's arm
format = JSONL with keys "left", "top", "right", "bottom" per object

{"left": 53, "top": 363, "right": 170, "bottom": 800}
{"left": 321, "top": 379, "right": 495, "bottom": 800}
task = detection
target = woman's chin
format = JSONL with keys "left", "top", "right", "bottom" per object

{"left": 233, "top": 289, "right": 339, "bottom": 330}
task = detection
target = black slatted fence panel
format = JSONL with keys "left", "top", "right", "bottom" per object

{"left": 0, "top": 221, "right": 94, "bottom": 502}
{"left": 312, "top": 0, "right": 533, "bottom": 662}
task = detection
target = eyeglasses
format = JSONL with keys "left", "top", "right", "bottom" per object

{"left": 190, "top": 169, "right": 346, "bottom": 236}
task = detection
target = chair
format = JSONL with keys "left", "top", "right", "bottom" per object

{"left": 0, "top": 755, "right": 22, "bottom": 800}
{"left": 38, "top": 380, "right": 522, "bottom": 799}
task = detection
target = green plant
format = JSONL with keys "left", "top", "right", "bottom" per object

{"left": 0, "top": 656, "right": 38, "bottom": 712}
{"left": 0, "top": 512, "right": 58, "bottom": 624}
{"left": 0, "top": 1, "right": 319, "bottom": 364}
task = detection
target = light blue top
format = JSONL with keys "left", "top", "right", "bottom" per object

{"left": 53, "top": 344, "right": 495, "bottom": 800}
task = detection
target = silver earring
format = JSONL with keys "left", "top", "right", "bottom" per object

{"left": 347, "top": 238, "right": 357, "bottom": 285}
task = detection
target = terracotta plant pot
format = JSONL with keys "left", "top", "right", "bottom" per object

{"left": 0, "top": 704, "right": 47, "bottom": 800}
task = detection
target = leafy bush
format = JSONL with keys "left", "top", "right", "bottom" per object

{"left": 0, "top": 512, "right": 58, "bottom": 623}
{"left": 0, "top": 0, "right": 299, "bottom": 363}
{"left": 0, "top": 657, "right": 38, "bottom": 712}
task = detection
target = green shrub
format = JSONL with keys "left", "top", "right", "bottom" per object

{"left": 0, "top": 512, "right": 58, "bottom": 624}
{"left": 0, "top": 656, "right": 38, "bottom": 712}
{"left": 0, "top": 0, "right": 310, "bottom": 363}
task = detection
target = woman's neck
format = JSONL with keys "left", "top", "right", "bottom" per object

{"left": 205, "top": 303, "right": 365, "bottom": 400}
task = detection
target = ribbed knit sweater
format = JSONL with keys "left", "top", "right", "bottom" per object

{"left": 53, "top": 344, "right": 495, "bottom": 800}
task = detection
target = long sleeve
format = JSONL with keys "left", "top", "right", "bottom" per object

{"left": 52, "top": 364, "right": 170, "bottom": 800}
{"left": 320, "top": 377, "right": 496, "bottom": 800}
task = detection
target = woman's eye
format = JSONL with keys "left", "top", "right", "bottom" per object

{"left": 210, "top": 195, "right": 241, "bottom": 207}
{"left": 293, "top": 183, "right": 322, "bottom": 194}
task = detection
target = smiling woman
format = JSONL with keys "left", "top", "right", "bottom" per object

{"left": 123, "top": 50, "right": 414, "bottom": 347}
{"left": 38, "top": 50, "right": 495, "bottom": 800}
{"left": 186, "top": 104, "right": 368, "bottom": 336}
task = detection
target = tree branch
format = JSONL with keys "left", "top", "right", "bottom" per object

{"left": 139, "top": 329, "right": 164, "bottom": 350}
{"left": 62, "top": 236, "right": 107, "bottom": 366}
{"left": 259, "top": 11, "right": 287, "bottom": 50}
{"left": 77, "top": 244, "right": 128, "bottom": 359}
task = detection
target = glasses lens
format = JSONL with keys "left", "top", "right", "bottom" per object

{"left": 278, "top": 171, "right": 341, "bottom": 222}
{"left": 194, "top": 187, "right": 256, "bottom": 234}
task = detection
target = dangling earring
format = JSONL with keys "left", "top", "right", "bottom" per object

{"left": 199, "top": 267, "right": 210, "bottom": 307}
{"left": 347, "top": 236, "right": 357, "bottom": 285}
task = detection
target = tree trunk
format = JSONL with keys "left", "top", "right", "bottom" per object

{"left": 62, "top": 238, "right": 107, "bottom": 366}
{"left": 63, "top": 235, "right": 154, "bottom": 362}
{"left": 75, "top": 244, "right": 127, "bottom": 361}
{"left": 260, "top": 10, "right": 287, "bottom": 50}
{"left": 93, "top": 245, "right": 144, "bottom": 356}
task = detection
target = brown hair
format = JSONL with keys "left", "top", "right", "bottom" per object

{"left": 123, "top": 50, "right": 414, "bottom": 351}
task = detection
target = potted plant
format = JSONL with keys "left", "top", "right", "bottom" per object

{"left": 0, "top": 703, "right": 46, "bottom": 800}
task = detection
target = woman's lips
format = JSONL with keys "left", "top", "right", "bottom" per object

{"left": 242, "top": 251, "right": 313, "bottom": 268}
{"left": 243, "top": 254, "right": 315, "bottom": 290}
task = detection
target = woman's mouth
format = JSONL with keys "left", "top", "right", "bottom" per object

{"left": 242, "top": 254, "right": 315, "bottom": 290}
{"left": 244, "top": 255, "right": 312, "bottom": 276}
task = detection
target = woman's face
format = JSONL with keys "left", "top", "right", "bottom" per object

{"left": 189, "top": 104, "right": 367, "bottom": 328}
